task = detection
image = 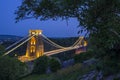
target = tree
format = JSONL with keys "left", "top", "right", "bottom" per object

{"left": 0, "top": 45, "right": 5, "bottom": 56}
{"left": 15, "top": 0, "right": 82, "bottom": 22}
{"left": 49, "top": 57, "right": 61, "bottom": 72}
{"left": 15, "top": 0, "right": 120, "bottom": 74}
{"left": 74, "top": 50, "right": 95, "bottom": 63}
{"left": 15, "top": 0, "right": 120, "bottom": 47}
{"left": 33, "top": 55, "right": 49, "bottom": 74}
{"left": 0, "top": 56, "right": 26, "bottom": 80}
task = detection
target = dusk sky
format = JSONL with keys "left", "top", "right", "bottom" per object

{"left": 0, "top": 0, "right": 81, "bottom": 37}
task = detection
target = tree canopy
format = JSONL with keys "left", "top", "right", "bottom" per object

{"left": 15, "top": 0, "right": 120, "bottom": 49}
{"left": 0, "top": 45, "right": 5, "bottom": 56}
{"left": 33, "top": 56, "right": 49, "bottom": 74}
{"left": 49, "top": 57, "right": 61, "bottom": 72}
{"left": 15, "top": 0, "right": 120, "bottom": 75}
{"left": 0, "top": 56, "right": 26, "bottom": 80}
{"left": 15, "top": 0, "right": 83, "bottom": 21}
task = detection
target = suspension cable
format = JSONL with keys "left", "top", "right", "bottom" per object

{"left": 73, "top": 37, "right": 84, "bottom": 47}
{"left": 43, "top": 39, "right": 61, "bottom": 49}
{"left": 41, "top": 34, "right": 65, "bottom": 48}
{"left": 72, "top": 37, "right": 84, "bottom": 47}
{"left": 4, "top": 33, "right": 84, "bottom": 56}
{"left": 45, "top": 46, "right": 79, "bottom": 56}
{"left": 42, "top": 34, "right": 84, "bottom": 48}
{"left": 5, "top": 35, "right": 29, "bottom": 50}
{"left": 3, "top": 34, "right": 36, "bottom": 56}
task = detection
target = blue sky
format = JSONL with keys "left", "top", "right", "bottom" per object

{"left": 0, "top": 0, "right": 80, "bottom": 37}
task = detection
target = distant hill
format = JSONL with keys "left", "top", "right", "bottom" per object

{"left": 0, "top": 35, "right": 22, "bottom": 41}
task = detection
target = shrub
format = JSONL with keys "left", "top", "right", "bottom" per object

{"left": 0, "top": 45, "right": 5, "bottom": 56}
{"left": 0, "top": 56, "right": 26, "bottom": 80}
{"left": 33, "top": 56, "right": 49, "bottom": 74}
{"left": 102, "top": 56, "right": 120, "bottom": 76}
{"left": 49, "top": 57, "right": 61, "bottom": 72}
{"left": 74, "top": 50, "right": 95, "bottom": 63}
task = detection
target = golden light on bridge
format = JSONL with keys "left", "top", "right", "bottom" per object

{"left": 18, "top": 30, "right": 44, "bottom": 62}
{"left": 18, "top": 30, "right": 87, "bottom": 62}
{"left": 84, "top": 41, "right": 87, "bottom": 46}
{"left": 31, "top": 30, "right": 42, "bottom": 35}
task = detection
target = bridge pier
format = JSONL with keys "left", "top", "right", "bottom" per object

{"left": 19, "top": 30, "right": 44, "bottom": 62}
{"left": 26, "top": 30, "right": 44, "bottom": 58}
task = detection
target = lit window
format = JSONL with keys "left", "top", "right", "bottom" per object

{"left": 32, "top": 32, "right": 35, "bottom": 34}
{"left": 30, "top": 46, "right": 35, "bottom": 52}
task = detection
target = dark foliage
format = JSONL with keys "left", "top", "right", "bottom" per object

{"left": 74, "top": 50, "right": 95, "bottom": 63}
{"left": 33, "top": 56, "right": 49, "bottom": 74}
{"left": 0, "top": 45, "right": 5, "bottom": 55}
{"left": 15, "top": 0, "right": 120, "bottom": 75}
{"left": 0, "top": 56, "right": 26, "bottom": 80}
{"left": 102, "top": 44, "right": 120, "bottom": 75}
{"left": 49, "top": 57, "right": 61, "bottom": 72}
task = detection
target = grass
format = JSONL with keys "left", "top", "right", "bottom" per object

{"left": 21, "top": 74, "right": 51, "bottom": 80}
{"left": 20, "top": 63, "right": 95, "bottom": 80}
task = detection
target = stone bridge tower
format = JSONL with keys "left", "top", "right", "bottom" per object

{"left": 25, "top": 30, "right": 44, "bottom": 58}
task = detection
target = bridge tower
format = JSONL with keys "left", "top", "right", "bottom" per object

{"left": 25, "top": 30, "right": 44, "bottom": 59}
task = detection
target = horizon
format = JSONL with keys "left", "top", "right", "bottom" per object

{"left": 0, "top": 34, "right": 80, "bottom": 38}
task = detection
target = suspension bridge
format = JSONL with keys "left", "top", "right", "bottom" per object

{"left": 3, "top": 30, "right": 87, "bottom": 62}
